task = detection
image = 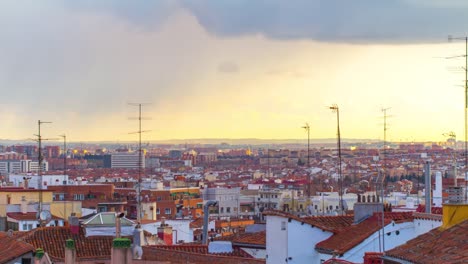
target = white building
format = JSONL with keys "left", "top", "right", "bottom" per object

{"left": 8, "top": 174, "right": 69, "bottom": 189}
{"left": 264, "top": 203, "right": 442, "bottom": 264}
{"left": 111, "top": 152, "right": 145, "bottom": 169}
{"left": 0, "top": 160, "right": 46, "bottom": 173}
{"left": 203, "top": 187, "right": 241, "bottom": 217}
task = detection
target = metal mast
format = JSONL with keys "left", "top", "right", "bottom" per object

{"left": 380, "top": 107, "right": 391, "bottom": 252}
{"left": 302, "top": 123, "right": 311, "bottom": 199}
{"left": 329, "top": 105, "right": 343, "bottom": 214}
{"left": 129, "top": 103, "right": 150, "bottom": 222}
{"left": 448, "top": 35, "right": 468, "bottom": 201}
{"left": 35, "top": 120, "right": 52, "bottom": 225}
{"left": 59, "top": 134, "right": 67, "bottom": 222}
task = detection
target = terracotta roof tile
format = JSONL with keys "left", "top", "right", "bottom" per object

{"left": 0, "top": 232, "right": 35, "bottom": 263}
{"left": 214, "top": 231, "right": 266, "bottom": 247}
{"left": 7, "top": 212, "right": 62, "bottom": 221}
{"left": 316, "top": 212, "right": 413, "bottom": 255}
{"left": 148, "top": 244, "right": 253, "bottom": 258}
{"left": 385, "top": 219, "right": 468, "bottom": 264}
{"left": 20, "top": 226, "right": 118, "bottom": 261}
{"left": 263, "top": 210, "right": 354, "bottom": 232}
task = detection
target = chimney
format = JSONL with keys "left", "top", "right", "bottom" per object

{"left": 68, "top": 215, "right": 80, "bottom": 235}
{"left": 64, "top": 239, "right": 76, "bottom": 264}
{"left": 424, "top": 162, "right": 431, "bottom": 214}
{"left": 157, "top": 218, "right": 173, "bottom": 245}
{"left": 115, "top": 212, "right": 125, "bottom": 238}
{"left": 132, "top": 224, "right": 144, "bottom": 260}
{"left": 434, "top": 171, "right": 443, "bottom": 207}
{"left": 21, "top": 196, "right": 28, "bottom": 214}
{"left": 111, "top": 237, "right": 133, "bottom": 264}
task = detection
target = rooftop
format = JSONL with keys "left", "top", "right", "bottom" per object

{"left": 0, "top": 232, "right": 35, "bottom": 263}
{"left": 385, "top": 219, "right": 468, "bottom": 264}
{"left": 263, "top": 210, "right": 354, "bottom": 232}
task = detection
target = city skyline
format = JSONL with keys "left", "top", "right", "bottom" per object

{"left": 1, "top": 1, "right": 468, "bottom": 142}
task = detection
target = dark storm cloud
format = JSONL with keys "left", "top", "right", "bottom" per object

{"left": 182, "top": 0, "right": 468, "bottom": 43}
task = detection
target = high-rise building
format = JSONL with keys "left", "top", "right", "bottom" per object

{"left": 110, "top": 152, "right": 145, "bottom": 169}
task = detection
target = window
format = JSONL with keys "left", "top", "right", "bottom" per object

{"left": 226, "top": 207, "right": 231, "bottom": 213}
{"left": 165, "top": 208, "right": 171, "bottom": 215}
{"left": 281, "top": 221, "right": 286, "bottom": 231}
{"left": 59, "top": 193, "right": 65, "bottom": 201}
{"left": 220, "top": 207, "right": 224, "bottom": 213}
{"left": 22, "top": 224, "right": 27, "bottom": 231}
{"left": 28, "top": 224, "right": 32, "bottom": 230}
{"left": 21, "top": 258, "right": 31, "bottom": 264}
{"left": 157, "top": 196, "right": 162, "bottom": 201}
{"left": 73, "top": 194, "right": 84, "bottom": 201}
{"left": 156, "top": 208, "right": 160, "bottom": 214}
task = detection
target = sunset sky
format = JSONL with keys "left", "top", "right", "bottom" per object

{"left": 1, "top": 1, "right": 468, "bottom": 142}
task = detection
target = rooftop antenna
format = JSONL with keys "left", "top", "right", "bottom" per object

{"left": 129, "top": 103, "right": 151, "bottom": 223}
{"left": 447, "top": 35, "right": 468, "bottom": 202}
{"left": 329, "top": 104, "right": 343, "bottom": 215}
{"left": 59, "top": 134, "right": 67, "bottom": 223}
{"left": 302, "top": 123, "right": 311, "bottom": 200}
{"left": 380, "top": 107, "right": 391, "bottom": 252}
{"left": 33, "top": 120, "right": 56, "bottom": 227}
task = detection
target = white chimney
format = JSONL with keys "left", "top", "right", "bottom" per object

{"left": 21, "top": 196, "right": 28, "bottom": 214}
{"left": 434, "top": 171, "right": 443, "bottom": 207}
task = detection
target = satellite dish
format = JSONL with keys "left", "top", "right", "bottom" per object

{"left": 39, "top": 210, "right": 52, "bottom": 223}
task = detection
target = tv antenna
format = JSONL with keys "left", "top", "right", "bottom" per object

{"left": 59, "top": 134, "right": 67, "bottom": 222}
{"left": 447, "top": 35, "right": 468, "bottom": 201}
{"left": 301, "top": 123, "right": 311, "bottom": 199}
{"left": 329, "top": 104, "right": 343, "bottom": 215}
{"left": 129, "top": 103, "right": 151, "bottom": 223}
{"left": 32, "top": 120, "right": 57, "bottom": 226}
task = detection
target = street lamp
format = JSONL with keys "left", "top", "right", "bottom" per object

{"left": 329, "top": 104, "right": 343, "bottom": 214}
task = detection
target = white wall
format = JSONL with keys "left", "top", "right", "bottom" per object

{"left": 320, "top": 219, "right": 441, "bottom": 263}
{"left": 242, "top": 248, "right": 267, "bottom": 259}
{"left": 266, "top": 215, "right": 332, "bottom": 264}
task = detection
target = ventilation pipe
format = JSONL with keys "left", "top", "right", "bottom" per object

{"left": 424, "top": 162, "right": 431, "bottom": 214}
{"left": 202, "top": 200, "right": 218, "bottom": 244}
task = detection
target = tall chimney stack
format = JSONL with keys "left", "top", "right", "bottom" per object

{"left": 424, "top": 162, "right": 431, "bottom": 214}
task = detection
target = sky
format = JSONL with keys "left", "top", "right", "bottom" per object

{"left": 1, "top": 0, "right": 468, "bottom": 142}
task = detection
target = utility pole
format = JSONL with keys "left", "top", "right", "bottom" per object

{"left": 448, "top": 35, "right": 468, "bottom": 202}
{"left": 129, "top": 103, "right": 151, "bottom": 223}
{"left": 329, "top": 104, "right": 343, "bottom": 214}
{"left": 302, "top": 123, "right": 311, "bottom": 199}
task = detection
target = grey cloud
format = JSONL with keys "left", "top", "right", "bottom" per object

{"left": 182, "top": 0, "right": 468, "bottom": 43}
{"left": 218, "top": 61, "right": 240, "bottom": 73}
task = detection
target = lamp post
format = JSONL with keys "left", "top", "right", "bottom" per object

{"left": 329, "top": 104, "right": 343, "bottom": 214}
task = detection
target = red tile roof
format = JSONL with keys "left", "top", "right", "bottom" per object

{"left": 316, "top": 212, "right": 413, "bottom": 255}
{"left": 148, "top": 244, "right": 253, "bottom": 258}
{"left": 0, "top": 232, "right": 35, "bottom": 263}
{"left": 385, "top": 219, "right": 468, "bottom": 264}
{"left": 20, "top": 226, "right": 116, "bottom": 261}
{"left": 214, "top": 231, "right": 266, "bottom": 247}
{"left": 7, "top": 212, "right": 62, "bottom": 221}
{"left": 263, "top": 210, "right": 354, "bottom": 232}
{"left": 415, "top": 205, "right": 443, "bottom": 215}
{"left": 190, "top": 217, "right": 204, "bottom": 229}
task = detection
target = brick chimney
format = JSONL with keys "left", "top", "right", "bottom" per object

{"left": 157, "top": 218, "right": 173, "bottom": 245}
